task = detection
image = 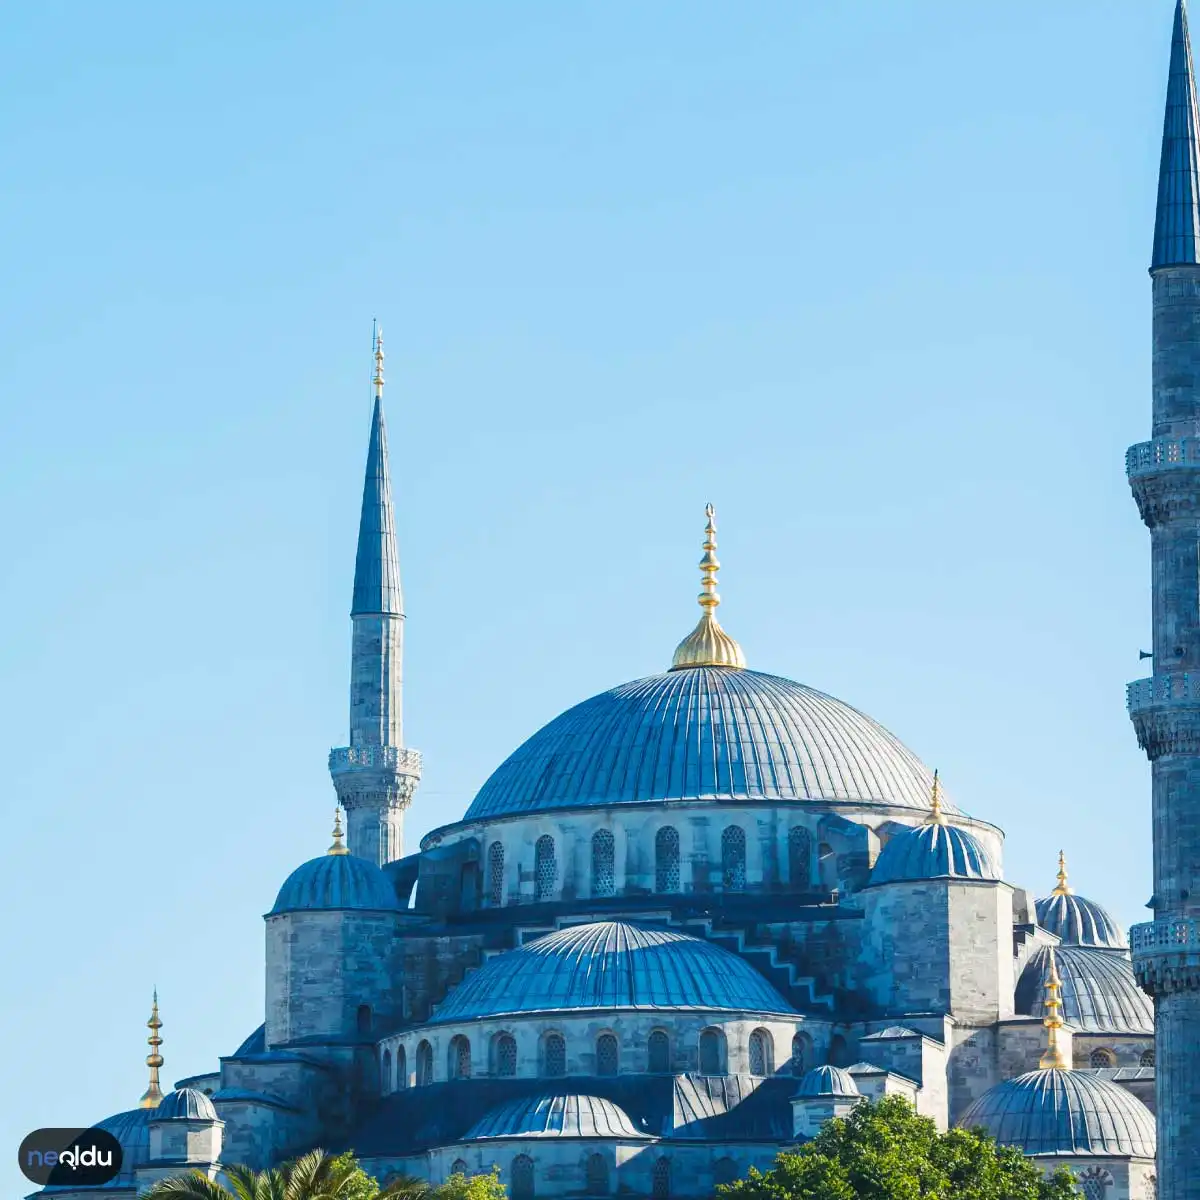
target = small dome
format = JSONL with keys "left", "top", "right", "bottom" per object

{"left": 795, "top": 1066, "right": 860, "bottom": 1097}
{"left": 1035, "top": 891, "right": 1126, "bottom": 949}
{"left": 463, "top": 668, "right": 957, "bottom": 823}
{"left": 153, "top": 1087, "right": 218, "bottom": 1121}
{"left": 869, "top": 821, "right": 997, "bottom": 886}
{"left": 465, "top": 1094, "right": 648, "bottom": 1140}
{"left": 430, "top": 921, "right": 795, "bottom": 1023}
{"left": 1015, "top": 947, "right": 1152, "bottom": 1035}
{"left": 958, "top": 1068, "right": 1155, "bottom": 1158}
{"left": 270, "top": 852, "right": 400, "bottom": 915}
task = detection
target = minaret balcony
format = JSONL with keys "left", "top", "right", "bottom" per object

{"left": 1126, "top": 436, "right": 1200, "bottom": 477}
{"left": 1127, "top": 673, "right": 1200, "bottom": 712}
{"left": 329, "top": 745, "right": 423, "bottom": 774}
{"left": 1131, "top": 918, "right": 1200, "bottom": 995}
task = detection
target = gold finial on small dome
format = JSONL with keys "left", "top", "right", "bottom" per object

{"left": 669, "top": 503, "right": 747, "bottom": 671}
{"left": 928, "top": 769, "right": 946, "bottom": 826}
{"left": 1052, "top": 849, "right": 1071, "bottom": 896}
{"left": 329, "top": 808, "right": 349, "bottom": 856}
{"left": 138, "top": 989, "right": 165, "bottom": 1109}
{"left": 1039, "top": 948, "right": 1070, "bottom": 1069}
{"left": 372, "top": 321, "right": 385, "bottom": 401}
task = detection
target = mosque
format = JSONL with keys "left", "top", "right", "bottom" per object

{"left": 44, "top": 3, "right": 1200, "bottom": 1200}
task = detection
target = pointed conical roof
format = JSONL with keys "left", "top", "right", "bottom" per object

{"left": 1154, "top": 0, "right": 1200, "bottom": 268}
{"left": 351, "top": 394, "right": 403, "bottom": 616}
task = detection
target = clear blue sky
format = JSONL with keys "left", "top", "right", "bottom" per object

{"left": 0, "top": 0, "right": 1175, "bottom": 1183}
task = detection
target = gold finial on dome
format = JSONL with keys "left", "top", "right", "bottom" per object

{"left": 928, "top": 769, "right": 946, "bottom": 826}
{"left": 372, "top": 320, "right": 385, "bottom": 401}
{"left": 1039, "top": 948, "right": 1070, "bottom": 1069}
{"left": 1052, "top": 849, "right": 1071, "bottom": 896}
{"left": 329, "top": 807, "right": 349, "bottom": 856}
{"left": 138, "top": 990, "right": 165, "bottom": 1109}
{"left": 669, "top": 503, "right": 747, "bottom": 671}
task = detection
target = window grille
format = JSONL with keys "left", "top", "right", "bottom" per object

{"left": 748, "top": 1029, "right": 769, "bottom": 1076}
{"left": 596, "top": 1033, "right": 618, "bottom": 1076}
{"left": 651, "top": 1157, "right": 671, "bottom": 1200}
{"left": 451, "top": 1161, "right": 468, "bottom": 1177}
{"left": 416, "top": 1040, "right": 433, "bottom": 1086}
{"left": 544, "top": 1033, "right": 566, "bottom": 1076}
{"left": 648, "top": 1030, "right": 670, "bottom": 1073}
{"left": 488, "top": 841, "right": 505, "bottom": 905}
{"left": 1141, "top": 1048, "right": 1155, "bottom": 1067}
{"left": 788, "top": 827, "right": 812, "bottom": 887}
{"left": 449, "top": 1035, "right": 471, "bottom": 1080}
{"left": 535, "top": 835, "right": 557, "bottom": 901}
{"left": 496, "top": 1033, "right": 517, "bottom": 1077}
{"left": 722, "top": 825, "right": 746, "bottom": 890}
{"left": 790, "top": 1033, "right": 809, "bottom": 1075}
{"left": 592, "top": 829, "right": 615, "bottom": 897}
{"left": 699, "top": 1028, "right": 724, "bottom": 1075}
{"left": 656, "top": 826, "right": 681, "bottom": 893}
{"left": 1090, "top": 1048, "right": 1115, "bottom": 1068}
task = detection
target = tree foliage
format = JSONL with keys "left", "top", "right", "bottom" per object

{"left": 716, "top": 1096, "right": 1079, "bottom": 1200}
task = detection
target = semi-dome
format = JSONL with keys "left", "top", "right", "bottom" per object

{"left": 869, "top": 821, "right": 997, "bottom": 886}
{"left": 1035, "top": 854, "right": 1125, "bottom": 949}
{"left": 795, "top": 1065, "right": 860, "bottom": 1097}
{"left": 465, "top": 1093, "right": 648, "bottom": 1140}
{"left": 430, "top": 921, "right": 796, "bottom": 1022}
{"left": 463, "top": 667, "right": 954, "bottom": 823}
{"left": 1015, "top": 947, "right": 1152, "bottom": 1035}
{"left": 153, "top": 1086, "right": 219, "bottom": 1121}
{"left": 39, "top": 1108, "right": 153, "bottom": 1192}
{"left": 270, "top": 850, "right": 400, "bottom": 915}
{"left": 958, "top": 1068, "right": 1156, "bottom": 1158}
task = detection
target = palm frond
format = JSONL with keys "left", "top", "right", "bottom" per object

{"left": 143, "top": 1171, "right": 235, "bottom": 1200}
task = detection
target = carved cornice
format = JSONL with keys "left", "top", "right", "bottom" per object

{"left": 328, "top": 744, "right": 422, "bottom": 811}
{"left": 1132, "top": 918, "right": 1200, "bottom": 995}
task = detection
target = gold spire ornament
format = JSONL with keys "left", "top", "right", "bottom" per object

{"left": 669, "top": 504, "right": 747, "bottom": 671}
{"left": 1052, "top": 849, "right": 1071, "bottom": 896}
{"left": 928, "top": 770, "right": 946, "bottom": 826}
{"left": 1039, "top": 949, "right": 1070, "bottom": 1069}
{"left": 329, "top": 807, "right": 349, "bottom": 855}
{"left": 138, "top": 990, "right": 164, "bottom": 1108}
{"left": 373, "top": 322, "right": 385, "bottom": 400}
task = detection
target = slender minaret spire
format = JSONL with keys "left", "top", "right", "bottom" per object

{"left": 1154, "top": 0, "right": 1200, "bottom": 269}
{"left": 1129, "top": 6, "right": 1200, "bottom": 1194}
{"left": 670, "top": 503, "right": 747, "bottom": 670}
{"left": 328, "top": 325, "right": 422, "bottom": 866}
{"left": 1038, "top": 950, "right": 1070, "bottom": 1071}
{"left": 927, "top": 769, "right": 946, "bottom": 826}
{"left": 138, "top": 991, "right": 164, "bottom": 1108}
{"left": 1051, "top": 849, "right": 1070, "bottom": 897}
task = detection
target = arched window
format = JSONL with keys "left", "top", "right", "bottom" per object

{"left": 788, "top": 827, "right": 812, "bottom": 887}
{"left": 1077, "top": 1167, "right": 1113, "bottom": 1200}
{"left": 535, "top": 835, "right": 557, "bottom": 900}
{"left": 699, "top": 1027, "right": 726, "bottom": 1075}
{"left": 356, "top": 1004, "right": 372, "bottom": 1034}
{"left": 828, "top": 1034, "right": 848, "bottom": 1068}
{"left": 396, "top": 1044, "right": 407, "bottom": 1089}
{"left": 1090, "top": 1048, "right": 1116, "bottom": 1069}
{"left": 648, "top": 1029, "right": 671, "bottom": 1073}
{"left": 655, "top": 826, "right": 681, "bottom": 893}
{"left": 449, "top": 1034, "right": 471, "bottom": 1079}
{"left": 791, "top": 1032, "right": 811, "bottom": 1075}
{"left": 416, "top": 1039, "right": 433, "bottom": 1086}
{"left": 1145, "top": 1174, "right": 1158, "bottom": 1200}
{"left": 1141, "top": 1048, "right": 1156, "bottom": 1067}
{"left": 722, "top": 825, "right": 747, "bottom": 890}
{"left": 652, "top": 1156, "right": 671, "bottom": 1200}
{"left": 714, "top": 1159, "right": 738, "bottom": 1187}
{"left": 512, "top": 1154, "right": 535, "bottom": 1200}
{"left": 451, "top": 1160, "right": 468, "bottom": 1178}
{"left": 748, "top": 1028, "right": 772, "bottom": 1076}
{"left": 488, "top": 841, "right": 505, "bottom": 906}
{"left": 596, "top": 1033, "right": 618, "bottom": 1076}
{"left": 586, "top": 1153, "right": 609, "bottom": 1196}
{"left": 543, "top": 1032, "right": 567, "bottom": 1076}
{"left": 592, "top": 829, "right": 616, "bottom": 897}
{"left": 494, "top": 1032, "right": 518, "bottom": 1077}
{"left": 381, "top": 1048, "right": 392, "bottom": 1092}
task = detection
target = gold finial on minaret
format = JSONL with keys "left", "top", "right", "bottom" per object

{"left": 1039, "top": 949, "right": 1070, "bottom": 1069}
{"left": 138, "top": 990, "right": 165, "bottom": 1108}
{"left": 329, "top": 807, "right": 350, "bottom": 856}
{"left": 1052, "top": 849, "right": 1071, "bottom": 896}
{"left": 372, "top": 320, "right": 385, "bottom": 401}
{"left": 670, "top": 504, "right": 747, "bottom": 671}
{"left": 928, "top": 769, "right": 946, "bottom": 826}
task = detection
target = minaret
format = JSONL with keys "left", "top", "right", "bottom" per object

{"left": 328, "top": 326, "right": 422, "bottom": 865}
{"left": 1129, "top": 4, "right": 1200, "bottom": 1194}
{"left": 138, "top": 991, "right": 164, "bottom": 1108}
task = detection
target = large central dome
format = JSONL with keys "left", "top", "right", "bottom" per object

{"left": 465, "top": 666, "right": 949, "bottom": 822}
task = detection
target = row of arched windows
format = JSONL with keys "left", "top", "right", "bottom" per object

{"left": 485, "top": 825, "right": 818, "bottom": 905}
{"left": 446, "top": 1153, "right": 693, "bottom": 1199}
{"left": 385, "top": 1027, "right": 817, "bottom": 1090}
{"left": 1087, "top": 1047, "right": 1154, "bottom": 1069}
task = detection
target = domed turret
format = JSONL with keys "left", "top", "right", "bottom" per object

{"left": 791, "top": 1064, "right": 863, "bottom": 1139}
{"left": 795, "top": 1065, "right": 860, "bottom": 1098}
{"left": 270, "top": 809, "right": 401, "bottom": 914}
{"left": 1034, "top": 851, "right": 1126, "bottom": 949}
{"left": 868, "top": 772, "right": 997, "bottom": 885}
{"left": 153, "top": 1087, "right": 218, "bottom": 1122}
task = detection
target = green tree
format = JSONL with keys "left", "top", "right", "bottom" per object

{"left": 716, "top": 1096, "right": 1080, "bottom": 1200}
{"left": 429, "top": 1166, "right": 507, "bottom": 1200}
